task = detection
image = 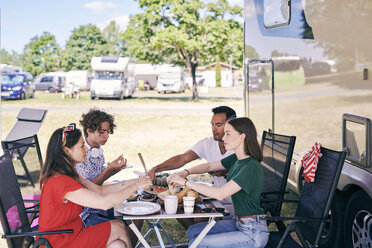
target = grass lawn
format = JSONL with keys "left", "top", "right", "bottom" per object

{"left": 2, "top": 82, "right": 371, "bottom": 247}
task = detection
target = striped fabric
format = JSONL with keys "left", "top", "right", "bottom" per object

{"left": 301, "top": 143, "right": 323, "bottom": 182}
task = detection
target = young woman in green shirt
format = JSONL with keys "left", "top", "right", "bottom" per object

{"left": 168, "top": 117, "right": 269, "bottom": 248}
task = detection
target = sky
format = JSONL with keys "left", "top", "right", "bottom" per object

{"left": 0, "top": 0, "right": 243, "bottom": 54}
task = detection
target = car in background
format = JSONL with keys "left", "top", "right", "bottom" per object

{"left": 248, "top": 75, "right": 263, "bottom": 91}
{"left": 34, "top": 75, "right": 64, "bottom": 93}
{"left": 1, "top": 73, "right": 35, "bottom": 100}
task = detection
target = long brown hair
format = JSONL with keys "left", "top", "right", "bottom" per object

{"left": 228, "top": 117, "right": 263, "bottom": 162}
{"left": 39, "top": 125, "right": 82, "bottom": 188}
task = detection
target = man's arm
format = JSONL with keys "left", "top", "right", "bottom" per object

{"left": 147, "top": 150, "right": 199, "bottom": 180}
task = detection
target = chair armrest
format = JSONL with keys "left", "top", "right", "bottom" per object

{"left": 266, "top": 216, "right": 330, "bottom": 223}
{"left": 2, "top": 229, "right": 73, "bottom": 239}
{"left": 261, "top": 190, "right": 289, "bottom": 196}
{"left": 260, "top": 198, "right": 299, "bottom": 204}
{"left": 23, "top": 199, "right": 40, "bottom": 203}
{"left": 26, "top": 209, "right": 39, "bottom": 214}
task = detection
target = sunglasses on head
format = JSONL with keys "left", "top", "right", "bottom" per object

{"left": 201, "top": 207, "right": 225, "bottom": 213}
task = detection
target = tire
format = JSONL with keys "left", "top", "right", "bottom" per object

{"left": 48, "top": 88, "right": 56, "bottom": 93}
{"left": 344, "top": 190, "right": 372, "bottom": 248}
{"left": 31, "top": 91, "right": 35, "bottom": 98}
{"left": 318, "top": 191, "right": 346, "bottom": 248}
{"left": 20, "top": 91, "right": 26, "bottom": 100}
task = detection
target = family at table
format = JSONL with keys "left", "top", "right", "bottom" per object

{"left": 37, "top": 106, "right": 269, "bottom": 248}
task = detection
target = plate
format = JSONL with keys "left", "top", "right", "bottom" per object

{"left": 117, "top": 201, "right": 161, "bottom": 215}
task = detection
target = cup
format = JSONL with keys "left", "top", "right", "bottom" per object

{"left": 164, "top": 195, "right": 178, "bottom": 214}
{"left": 183, "top": 196, "right": 195, "bottom": 214}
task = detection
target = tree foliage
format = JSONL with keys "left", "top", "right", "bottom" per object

{"left": 123, "top": 0, "right": 243, "bottom": 100}
{"left": 0, "top": 49, "right": 22, "bottom": 66}
{"left": 22, "top": 32, "right": 60, "bottom": 76}
{"left": 103, "top": 21, "right": 125, "bottom": 56}
{"left": 61, "top": 25, "right": 109, "bottom": 71}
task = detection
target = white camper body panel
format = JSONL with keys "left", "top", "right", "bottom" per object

{"left": 156, "top": 65, "right": 185, "bottom": 93}
{"left": 66, "top": 70, "right": 91, "bottom": 90}
{"left": 90, "top": 56, "right": 136, "bottom": 99}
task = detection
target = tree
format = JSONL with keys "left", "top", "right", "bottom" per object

{"left": 61, "top": 25, "right": 109, "bottom": 71}
{"left": 22, "top": 32, "right": 60, "bottom": 76}
{"left": 123, "top": 0, "right": 243, "bottom": 100}
{"left": 103, "top": 20, "right": 125, "bottom": 56}
{"left": 215, "top": 55, "right": 221, "bottom": 87}
{"left": 0, "top": 49, "right": 22, "bottom": 66}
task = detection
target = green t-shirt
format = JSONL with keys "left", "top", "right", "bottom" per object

{"left": 221, "top": 154, "right": 263, "bottom": 216}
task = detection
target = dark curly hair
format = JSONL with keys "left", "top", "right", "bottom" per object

{"left": 80, "top": 109, "right": 116, "bottom": 138}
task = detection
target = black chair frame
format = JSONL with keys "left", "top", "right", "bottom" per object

{"left": 265, "top": 147, "right": 347, "bottom": 248}
{"left": 260, "top": 130, "right": 296, "bottom": 231}
{"left": 0, "top": 154, "right": 72, "bottom": 248}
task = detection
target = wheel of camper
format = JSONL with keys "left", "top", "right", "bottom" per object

{"left": 318, "top": 191, "right": 346, "bottom": 248}
{"left": 344, "top": 190, "right": 372, "bottom": 248}
{"left": 48, "top": 87, "right": 56, "bottom": 93}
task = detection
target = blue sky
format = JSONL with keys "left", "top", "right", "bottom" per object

{"left": 1, "top": 0, "right": 243, "bottom": 54}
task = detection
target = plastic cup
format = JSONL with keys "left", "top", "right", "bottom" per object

{"left": 164, "top": 195, "right": 178, "bottom": 214}
{"left": 183, "top": 196, "right": 195, "bottom": 214}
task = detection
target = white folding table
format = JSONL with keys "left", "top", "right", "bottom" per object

{"left": 115, "top": 207, "right": 223, "bottom": 248}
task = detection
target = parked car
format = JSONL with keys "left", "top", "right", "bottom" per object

{"left": 1, "top": 73, "right": 35, "bottom": 100}
{"left": 248, "top": 75, "right": 263, "bottom": 91}
{"left": 34, "top": 75, "right": 64, "bottom": 93}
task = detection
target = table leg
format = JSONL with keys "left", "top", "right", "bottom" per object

{"left": 125, "top": 220, "right": 151, "bottom": 248}
{"left": 155, "top": 222, "right": 176, "bottom": 248}
{"left": 189, "top": 217, "right": 217, "bottom": 248}
{"left": 153, "top": 225, "right": 166, "bottom": 248}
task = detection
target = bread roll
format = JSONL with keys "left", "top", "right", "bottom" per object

{"left": 176, "top": 186, "right": 190, "bottom": 202}
{"left": 186, "top": 190, "right": 199, "bottom": 199}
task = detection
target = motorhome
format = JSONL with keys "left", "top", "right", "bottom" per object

{"left": 156, "top": 65, "right": 186, "bottom": 93}
{"left": 65, "top": 70, "right": 92, "bottom": 91}
{"left": 90, "top": 56, "right": 136, "bottom": 99}
{"left": 0, "top": 64, "right": 22, "bottom": 74}
{"left": 244, "top": 0, "right": 371, "bottom": 247}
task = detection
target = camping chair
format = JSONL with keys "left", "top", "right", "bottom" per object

{"left": 1, "top": 108, "right": 47, "bottom": 187}
{"left": 0, "top": 154, "right": 73, "bottom": 248}
{"left": 265, "top": 147, "right": 347, "bottom": 248}
{"left": 260, "top": 130, "right": 296, "bottom": 231}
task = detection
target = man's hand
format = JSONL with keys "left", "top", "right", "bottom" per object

{"left": 168, "top": 173, "right": 186, "bottom": 188}
{"left": 134, "top": 176, "right": 153, "bottom": 190}
{"left": 147, "top": 167, "right": 157, "bottom": 181}
{"left": 167, "top": 170, "right": 188, "bottom": 186}
{"left": 208, "top": 169, "right": 228, "bottom": 177}
{"left": 108, "top": 155, "right": 127, "bottom": 175}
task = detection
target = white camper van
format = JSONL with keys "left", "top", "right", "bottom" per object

{"left": 90, "top": 56, "right": 136, "bottom": 99}
{"left": 65, "top": 70, "right": 91, "bottom": 91}
{"left": 156, "top": 65, "right": 186, "bottom": 93}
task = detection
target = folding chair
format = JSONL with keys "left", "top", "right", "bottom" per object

{"left": 0, "top": 154, "right": 73, "bottom": 248}
{"left": 1, "top": 108, "right": 47, "bottom": 187}
{"left": 265, "top": 147, "right": 347, "bottom": 248}
{"left": 260, "top": 130, "right": 296, "bottom": 231}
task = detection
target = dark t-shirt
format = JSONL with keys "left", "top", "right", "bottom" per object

{"left": 221, "top": 154, "right": 263, "bottom": 216}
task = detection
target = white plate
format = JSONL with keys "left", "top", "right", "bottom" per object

{"left": 117, "top": 201, "right": 161, "bottom": 215}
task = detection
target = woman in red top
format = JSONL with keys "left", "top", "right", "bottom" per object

{"left": 38, "top": 124, "right": 152, "bottom": 248}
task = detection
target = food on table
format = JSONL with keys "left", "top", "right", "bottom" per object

{"left": 176, "top": 186, "right": 191, "bottom": 203}
{"left": 186, "top": 190, "right": 199, "bottom": 199}
{"left": 154, "top": 173, "right": 169, "bottom": 187}
{"left": 153, "top": 186, "right": 168, "bottom": 194}
{"left": 140, "top": 193, "right": 157, "bottom": 202}
{"left": 128, "top": 194, "right": 138, "bottom": 201}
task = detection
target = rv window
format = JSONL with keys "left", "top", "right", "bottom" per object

{"left": 263, "top": 0, "right": 290, "bottom": 28}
